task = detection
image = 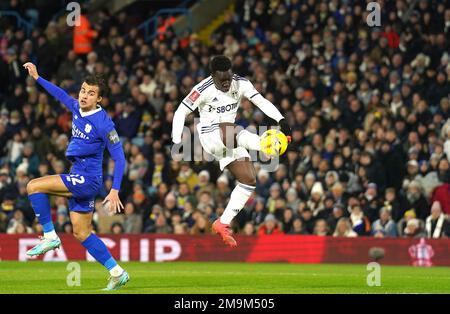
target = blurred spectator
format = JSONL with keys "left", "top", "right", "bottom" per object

{"left": 255, "top": 169, "right": 272, "bottom": 199}
{"left": 372, "top": 207, "right": 398, "bottom": 238}
{"left": 288, "top": 217, "right": 308, "bottom": 235}
{"left": 147, "top": 212, "right": 172, "bottom": 234}
{"left": 300, "top": 207, "right": 315, "bottom": 234}
{"left": 313, "top": 219, "right": 329, "bottom": 236}
{"left": 333, "top": 217, "right": 357, "bottom": 237}
{"left": 281, "top": 207, "right": 295, "bottom": 233}
{"left": 249, "top": 196, "right": 267, "bottom": 226}
{"left": 403, "top": 180, "right": 430, "bottom": 220}
{"left": 127, "top": 153, "right": 148, "bottom": 182}
{"left": 73, "top": 12, "right": 98, "bottom": 55}
{"left": 8, "top": 221, "right": 33, "bottom": 234}
{"left": 63, "top": 222, "right": 73, "bottom": 234}
{"left": 196, "top": 171, "right": 215, "bottom": 197}
{"left": 54, "top": 212, "right": 69, "bottom": 233}
{"left": 362, "top": 183, "right": 382, "bottom": 223}
{"left": 430, "top": 159, "right": 450, "bottom": 215}
{"left": 1, "top": 193, "right": 16, "bottom": 217}
{"left": 123, "top": 202, "right": 143, "bottom": 233}
{"left": 14, "top": 181, "right": 33, "bottom": 222}
{"left": 285, "top": 188, "right": 300, "bottom": 210}
{"left": 384, "top": 187, "right": 404, "bottom": 222}
{"left": 6, "top": 209, "right": 30, "bottom": 233}
{"left": 163, "top": 192, "right": 182, "bottom": 216}
{"left": 397, "top": 210, "right": 420, "bottom": 237}
{"left": 349, "top": 204, "right": 371, "bottom": 236}
{"left": 176, "top": 182, "right": 195, "bottom": 209}
{"left": 173, "top": 223, "right": 189, "bottom": 235}
{"left": 190, "top": 213, "right": 212, "bottom": 235}
{"left": 197, "top": 191, "right": 214, "bottom": 214}
{"left": 212, "top": 175, "right": 231, "bottom": 205}
{"left": 326, "top": 204, "right": 345, "bottom": 233}
{"left": 242, "top": 222, "right": 255, "bottom": 235}
{"left": 308, "top": 182, "right": 325, "bottom": 218}
{"left": 266, "top": 182, "right": 282, "bottom": 215}
{"left": 12, "top": 142, "right": 39, "bottom": 177}
{"left": 402, "top": 218, "right": 426, "bottom": 238}
{"left": 425, "top": 201, "right": 450, "bottom": 238}
{"left": 176, "top": 162, "right": 198, "bottom": 191}
{"left": 258, "top": 214, "right": 282, "bottom": 235}
{"left": 111, "top": 222, "right": 124, "bottom": 235}
{"left": 145, "top": 152, "right": 171, "bottom": 188}
{"left": 0, "top": 211, "right": 7, "bottom": 232}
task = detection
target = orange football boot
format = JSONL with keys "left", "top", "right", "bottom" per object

{"left": 212, "top": 219, "right": 237, "bottom": 248}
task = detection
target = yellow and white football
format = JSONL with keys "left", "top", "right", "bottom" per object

{"left": 260, "top": 129, "right": 288, "bottom": 157}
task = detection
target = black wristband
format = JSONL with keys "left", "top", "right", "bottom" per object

{"left": 278, "top": 119, "right": 292, "bottom": 138}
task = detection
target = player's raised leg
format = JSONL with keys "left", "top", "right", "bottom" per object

{"left": 219, "top": 122, "right": 261, "bottom": 152}
{"left": 212, "top": 159, "right": 256, "bottom": 247}
{"left": 236, "top": 128, "right": 262, "bottom": 151}
{"left": 71, "top": 211, "right": 129, "bottom": 290}
{"left": 26, "top": 175, "right": 72, "bottom": 256}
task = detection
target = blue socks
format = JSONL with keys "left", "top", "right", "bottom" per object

{"left": 81, "top": 233, "right": 118, "bottom": 270}
{"left": 29, "top": 193, "right": 120, "bottom": 273}
{"left": 29, "top": 193, "right": 55, "bottom": 233}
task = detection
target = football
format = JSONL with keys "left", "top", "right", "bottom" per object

{"left": 260, "top": 129, "right": 288, "bottom": 157}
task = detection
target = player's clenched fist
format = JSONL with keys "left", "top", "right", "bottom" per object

{"left": 23, "top": 62, "right": 39, "bottom": 80}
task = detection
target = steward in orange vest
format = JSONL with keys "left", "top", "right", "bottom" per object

{"left": 73, "top": 14, "right": 98, "bottom": 55}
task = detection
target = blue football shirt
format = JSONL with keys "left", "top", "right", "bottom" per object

{"left": 37, "top": 77, "right": 125, "bottom": 190}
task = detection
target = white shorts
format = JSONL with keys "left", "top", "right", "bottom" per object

{"left": 197, "top": 122, "right": 250, "bottom": 171}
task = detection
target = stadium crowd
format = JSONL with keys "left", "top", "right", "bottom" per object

{"left": 1, "top": 0, "right": 450, "bottom": 239}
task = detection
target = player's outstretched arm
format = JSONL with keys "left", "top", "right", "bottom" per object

{"left": 255, "top": 94, "right": 292, "bottom": 141}
{"left": 242, "top": 81, "right": 292, "bottom": 141}
{"left": 23, "top": 62, "right": 76, "bottom": 110}
{"left": 172, "top": 103, "right": 194, "bottom": 144}
{"left": 172, "top": 86, "right": 202, "bottom": 144}
{"left": 103, "top": 128, "right": 126, "bottom": 214}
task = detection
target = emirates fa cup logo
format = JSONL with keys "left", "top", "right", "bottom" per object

{"left": 409, "top": 238, "right": 434, "bottom": 267}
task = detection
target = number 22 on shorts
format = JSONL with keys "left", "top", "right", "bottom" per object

{"left": 66, "top": 175, "right": 85, "bottom": 186}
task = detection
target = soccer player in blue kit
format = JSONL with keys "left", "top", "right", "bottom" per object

{"left": 23, "top": 62, "right": 129, "bottom": 290}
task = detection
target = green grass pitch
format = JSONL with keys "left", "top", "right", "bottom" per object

{"left": 1, "top": 261, "right": 450, "bottom": 294}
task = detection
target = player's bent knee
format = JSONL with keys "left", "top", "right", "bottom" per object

{"left": 26, "top": 179, "right": 40, "bottom": 195}
{"left": 72, "top": 228, "right": 92, "bottom": 242}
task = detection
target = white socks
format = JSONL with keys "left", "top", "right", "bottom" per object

{"left": 237, "top": 130, "right": 261, "bottom": 151}
{"left": 44, "top": 230, "right": 58, "bottom": 240}
{"left": 220, "top": 182, "right": 255, "bottom": 224}
{"left": 110, "top": 264, "right": 124, "bottom": 277}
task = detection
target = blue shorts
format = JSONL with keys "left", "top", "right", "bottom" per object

{"left": 60, "top": 173, "right": 102, "bottom": 212}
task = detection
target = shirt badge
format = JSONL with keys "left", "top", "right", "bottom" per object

{"left": 188, "top": 90, "right": 200, "bottom": 102}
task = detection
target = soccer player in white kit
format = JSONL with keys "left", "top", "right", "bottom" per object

{"left": 172, "top": 55, "right": 291, "bottom": 247}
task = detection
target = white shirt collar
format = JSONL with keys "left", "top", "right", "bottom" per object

{"left": 79, "top": 106, "right": 102, "bottom": 117}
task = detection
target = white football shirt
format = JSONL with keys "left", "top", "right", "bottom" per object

{"left": 172, "top": 74, "right": 284, "bottom": 144}
{"left": 181, "top": 74, "right": 261, "bottom": 125}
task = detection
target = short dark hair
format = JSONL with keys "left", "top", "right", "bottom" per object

{"left": 84, "top": 74, "right": 107, "bottom": 97}
{"left": 209, "top": 55, "right": 232, "bottom": 73}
